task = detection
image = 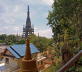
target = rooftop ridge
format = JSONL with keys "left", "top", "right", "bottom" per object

{"left": 10, "top": 46, "right": 21, "bottom": 57}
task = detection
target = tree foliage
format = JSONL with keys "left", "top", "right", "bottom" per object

{"left": 47, "top": 0, "right": 82, "bottom": 63}
{"left": 0, "top": 34, "right": 24, "bottom": 45}
{"left": 0, "top": 34, "right": 52, "bottom": 52}
{"left": 30, "top": 34, "right": 52, "bottom": 52}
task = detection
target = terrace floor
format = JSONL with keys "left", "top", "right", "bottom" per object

{"left": 0, "top": 58, "right": 19, "bottom": 72}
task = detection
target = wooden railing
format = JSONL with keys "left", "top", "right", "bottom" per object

{"left": 57, "top": 50, "right": 82, "bottom": 72}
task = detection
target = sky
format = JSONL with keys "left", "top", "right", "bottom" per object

{"left": 0, "top": 0, "right": 54, "bottom": 38}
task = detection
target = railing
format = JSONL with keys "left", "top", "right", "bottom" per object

{"left": 57, "top": 50, "right": 82, "bottom": 72}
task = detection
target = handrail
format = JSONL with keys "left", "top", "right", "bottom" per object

{"left": 57, "top": 50, "right": 82, "bottom": 72}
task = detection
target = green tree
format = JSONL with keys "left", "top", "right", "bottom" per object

{"left": 30, "top": 34, "right": 52, "bottom": 52}
{"left": 0, "top": 34, "right": 7, "bottom": 41}
{"left": 47, "top": 0, "right": 82, "bottom": 64}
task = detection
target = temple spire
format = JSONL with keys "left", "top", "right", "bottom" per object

{"left": 27, "top": 5, "right": 30, "bottom": 18}
{"left": 23, "top": 5, "right": 34, "bottom": 39}
{"left": 26, "top": 5, "right": 31, "bottom": 27}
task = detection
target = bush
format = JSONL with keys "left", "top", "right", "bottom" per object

{"left": 0, "top": 40, "right": 4, "bottom": 43}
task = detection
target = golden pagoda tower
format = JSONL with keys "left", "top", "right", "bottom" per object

{"left": 21, "top": 39, "right": 38, "bottom": 72}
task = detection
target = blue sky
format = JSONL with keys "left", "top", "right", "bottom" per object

{"left": 0, "top": 0, "right": 53, "bottom": 38}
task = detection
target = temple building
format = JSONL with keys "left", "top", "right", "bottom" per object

{"left": 23, "top": 6, "right": 34, "bottom": 38}
{"left": 0, "top": 43, "right": 39, "bottom": 72}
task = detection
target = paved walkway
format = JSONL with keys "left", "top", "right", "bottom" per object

{"left": 0, "top": 59, "right": 19, "bottom": 72}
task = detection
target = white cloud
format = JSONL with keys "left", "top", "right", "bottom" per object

{"left": 34, "top": 27, "right": 38, "bottom": 30}
{"left": 13, "top": 5, "right": 21, "bottom": 13}
{"left": 42, "top": 0, "right": 54, "bottom": 6}
{"left": 0, "top": 0, "right": 52, "bottom": 38}
{"left": 0, "top": 25, "right": 22, "bottom": 35}
{"left": 24, "top": 0, "right": 53, "bottom": 6}
{"left": 14, "top": 27, "right": 20, "bottom": 31}
{"left": 35, "top": 27, "right": 52, "bottom": 38}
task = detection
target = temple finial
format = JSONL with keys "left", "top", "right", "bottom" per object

{"left": 28, "top": 5, "right": 30, "bottom": 17}
{"left": 24, "top": 38, "right": 32, "bottom": 60}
